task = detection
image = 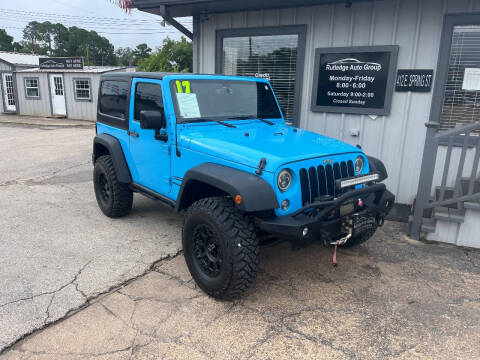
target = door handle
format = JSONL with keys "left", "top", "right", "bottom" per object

{"left": 127, "top": 130, "right": 139, "bottom": 138}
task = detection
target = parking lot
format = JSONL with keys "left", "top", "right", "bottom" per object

{"left": 0, "top": 119, "right": 182, "bottom": 351}
{"left": 1, "top": 118, "right": 480, "bottom": 359}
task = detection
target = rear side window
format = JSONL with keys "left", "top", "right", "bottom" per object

{"left": 99, "top": 80, "right": 128, "bottom": 119}
{"left": 134, "top": 82, "right": 163, "bottom": 120}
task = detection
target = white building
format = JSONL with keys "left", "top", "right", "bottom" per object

{"left": 0, "top": 51, "right": 42, "bottom": 113}
{"left": 15, "top": 66, "right": 126, "bottom": 121}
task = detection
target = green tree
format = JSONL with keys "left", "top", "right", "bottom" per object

{"left": 133, "top": 43, "right": 152, "bottom": 63}
{"left": 64, "top": 27, "right": 116, "bottom": 66}
{"left": 22, "top": 21, "right": 68, "bottom": 55}
{"left": 0, "top": 29, "right": 14, "bottom": 51}
{"left": 138, "top": 37, "right": 192, "bottom": 72}
{"left": 116, "top": 47, "right": 135, "bottom": 66}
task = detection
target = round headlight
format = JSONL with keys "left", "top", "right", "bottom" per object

{"left": 277, "top": 169, "right": 292, "bottom": 192}
{"left": 355, "top": 156, "right": 364, "bottom": 174}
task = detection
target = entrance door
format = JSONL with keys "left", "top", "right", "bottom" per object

{"left": 2, "top": 73, "right": 16, "bottom": 112}
{"left": 49, "top": 74, "right": 66, "bottom": 116}
{"left": 128, "top": 79, "right": 171, "bottom": 196}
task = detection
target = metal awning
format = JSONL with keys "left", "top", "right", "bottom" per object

{"left": 131, "top": 0, "right": 376, "bottom": 18}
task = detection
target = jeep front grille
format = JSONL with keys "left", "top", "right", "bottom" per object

{"left": 299, "top": 160, "right": 355, "bottom": 205}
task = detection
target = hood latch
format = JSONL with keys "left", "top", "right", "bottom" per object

{"left": 255, "top": 157, "right": 267, "bottom": 176}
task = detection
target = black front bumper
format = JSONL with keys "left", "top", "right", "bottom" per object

{"left": 258, "top": 183, "right": 395, "bottom": 242}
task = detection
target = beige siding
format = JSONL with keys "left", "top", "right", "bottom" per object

{"left": 198, "top": 0, "right": 480, "bottom": 204}
{"left": 15, "top": 72, "right": 51, "bottom": 117}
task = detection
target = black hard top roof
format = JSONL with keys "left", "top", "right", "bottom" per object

{"left": 100, "top": 72, "right": 265, "bottom": 81}
{"left": 101, "top": 72, "right": 193, "bottom": 81}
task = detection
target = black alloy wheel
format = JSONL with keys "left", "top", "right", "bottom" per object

{"left": 192, "top": 224, "right": 222, "bottom": 278}
{"left": 183, "top": 197, "right": 259, "bottom": 300}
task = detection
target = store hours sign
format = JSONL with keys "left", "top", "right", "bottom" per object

{"left": 311, "top": 46, "right": 398, "bottom": 115}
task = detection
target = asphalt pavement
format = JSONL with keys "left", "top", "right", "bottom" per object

{"left": 0, "top": 119, "right": 182, "bottom": 351}
{"left": 1, "top": 115, "right": 480, "bottom": 359}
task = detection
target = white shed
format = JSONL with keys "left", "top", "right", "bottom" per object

{"left": 0, "top": 51, "right": 42, "bottom": 114}
{"left": 15, "top": 66, "right": 126, "bottom": 121}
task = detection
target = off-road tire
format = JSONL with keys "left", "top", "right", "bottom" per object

{"left": 339, "top": 226, "right": 377, "bottom": 248}
{"left": 183, "top": 197, "right": 259, "bottom": 300}
{"left": 93, "top": 155, "right": 133, "bottom": 218}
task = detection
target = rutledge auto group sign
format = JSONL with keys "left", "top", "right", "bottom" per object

{"left": 311, "top": 46, "right": 399, "bottom": 115}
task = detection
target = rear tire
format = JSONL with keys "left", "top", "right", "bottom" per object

{"left": 93, "top": 155, "right": 133, "bottom": 218}
{"left": 183, "top": 197, "right": 259, "bottom": 300}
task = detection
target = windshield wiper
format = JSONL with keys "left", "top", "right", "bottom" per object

{"left": 227, "top": 115, "right": 274, "bottom": 125}
{"left": 215, "top": 119, "right": 237, "bottom": 128}
{"left": 186, "top": 118, "right": 237, "bottom": 128}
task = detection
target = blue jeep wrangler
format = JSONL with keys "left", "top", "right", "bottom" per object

{"left": 93, "top": 72, "right": 394, "bottom": 299}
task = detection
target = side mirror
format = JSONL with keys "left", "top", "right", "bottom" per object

{"left": 139, "top": 110, "right": 168, "bottom": 142}
{"left": 139, "top": 110, "right": 165, "bottom": 130}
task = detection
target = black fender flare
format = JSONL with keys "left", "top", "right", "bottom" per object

{"left": 367, "top": 156, "right": 388, "bottom": 182}
{"left": 176, "top": 163, "right": 279, "bottom": 212}
{"left": 93, "top": 134, "right": 132, "bottom": 183}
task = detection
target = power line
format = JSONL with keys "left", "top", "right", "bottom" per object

{"left": 1, "top": 18, "right": 188, "bottom": 32}
{"left": 0, "top": 25, "right": 187, "bottom": 36}
{"left": 0, "top": 8, "right": 192, "bottom": 25}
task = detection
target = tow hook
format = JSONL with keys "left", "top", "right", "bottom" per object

{"left": 330, "top": 220, "right": 353, "bottom": 246}
{"left": 330, "top": 221, "right": 353, "bottom": 267}
{"left": 330, "top": 231, "right": 352, "bottom": 246}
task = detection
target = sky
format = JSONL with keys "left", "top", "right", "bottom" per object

{"left": 0, "top": 0, "right": 192, "bottom": 50}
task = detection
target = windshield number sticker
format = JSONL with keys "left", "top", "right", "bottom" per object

{"left": 175, "top": 80, "right": 191, "bottom": 94}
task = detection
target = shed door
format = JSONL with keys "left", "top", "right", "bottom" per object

{"left": 49, "top": 74, "right": 66, "bottom": 116}
{"left": 2, "top": 73, "right": 16, "bottom": 112}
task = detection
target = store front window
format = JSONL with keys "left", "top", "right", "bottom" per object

{"left": 440, "top": 25, "right": 480, "bottom": 133}
{"left": 217, "top": 27, "right": 306, "bottom": 125}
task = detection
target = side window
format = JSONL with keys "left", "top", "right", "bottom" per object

{"left": 73, "top": 78, "right": 91, "bottom": 101}
{"left": 134, "top": 82, "right": 164, "bottom": 122}
{"left": 99, "top": 80, "right": 128, "bottom": 119}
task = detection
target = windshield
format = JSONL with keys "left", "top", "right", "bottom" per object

{"left": 170, "top": 79, "right": 282, "bottom": 122}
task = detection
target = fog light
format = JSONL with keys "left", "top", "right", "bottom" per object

{"left": 281, "top": 199, "right": 290, "bottom": 211}
{"left": 302, "top": 227, "right": 309, "bottom": 237}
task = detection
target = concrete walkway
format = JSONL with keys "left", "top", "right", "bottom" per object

{"left": 0, "top": 113, "right": 94, "bottom": 127}
{"left": 3, "top": 222, "right": 480, "bottom": 360}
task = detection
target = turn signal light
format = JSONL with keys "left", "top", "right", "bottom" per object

{"left": 234, "top": 195, "right": 243, "bottom": 204}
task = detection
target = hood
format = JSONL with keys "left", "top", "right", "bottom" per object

{"left": 179, "top": 121, "right": 361, "bottom": 173}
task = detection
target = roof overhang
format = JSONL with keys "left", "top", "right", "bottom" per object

{"left": 131, "top": 0, "right": 377, "bottom": 18}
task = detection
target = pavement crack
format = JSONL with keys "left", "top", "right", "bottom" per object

{"left": 0, "top": 161, "right": 91, "bottom": 188}
{"left": 44, "top": 293, "right": 55, "bottom": 324}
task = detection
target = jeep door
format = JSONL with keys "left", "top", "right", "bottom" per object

{"left": 128, "top": 78, "right": 171, "bottom": 195}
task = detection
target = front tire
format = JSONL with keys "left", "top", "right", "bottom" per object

{"left": 183, "top": 197, "right": 259, "bottom": 300}
{"left": 93, "top": 155, "right": 133, "bottom": 218}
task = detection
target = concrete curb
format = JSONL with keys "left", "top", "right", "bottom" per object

{"left": 0, "top": 115, "right": 95, "bottom": 128}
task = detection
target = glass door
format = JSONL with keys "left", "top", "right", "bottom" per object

{"left": 2, "top": 73, "right": 16, "bottom": 112}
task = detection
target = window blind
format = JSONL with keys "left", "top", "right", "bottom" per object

{"left": 440, "top": 25, "right": 480, "bottom": 134}
{"left": 222, "top": 34, "right": 298, "bottom": 124}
